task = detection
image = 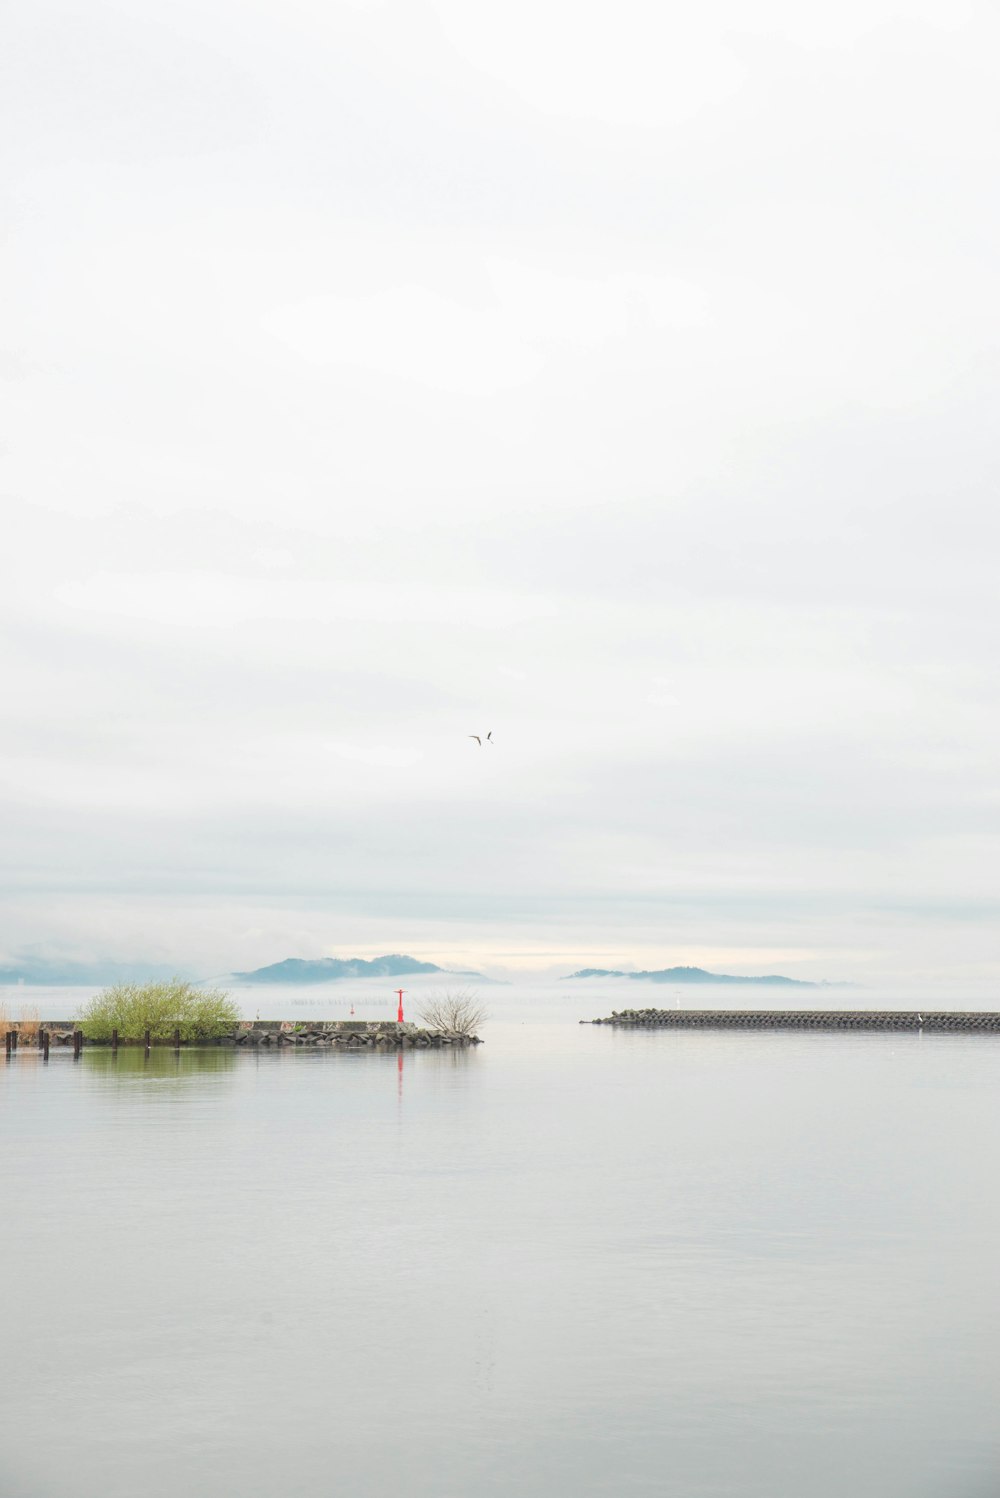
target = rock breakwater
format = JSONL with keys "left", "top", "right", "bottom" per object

{"left": 588, "top": 1008, "right": 1000, "bottom": 1033}
{"left": 230, "top": 1021, "right": 481, "bottom": 1048}
{"left": 10, "top": 1021, "right": 482, "bottom": 1047}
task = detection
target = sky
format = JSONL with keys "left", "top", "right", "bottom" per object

{"left": 2, "top": 0, "right": 999, "bottom": 983}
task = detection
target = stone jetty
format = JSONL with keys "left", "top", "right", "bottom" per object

{"left": 228, "top": 1021, "right": 481, "bottom": 1048}
{"left": 587, "top": 1008, "right": 1000, "bottom": 1033}
{"left": 7, "top": 1020, "right": 481, "bottom": 1048}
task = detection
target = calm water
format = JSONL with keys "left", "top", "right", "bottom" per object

{"left": 3, "top": 981, "right": 1000, "bottom": 1498}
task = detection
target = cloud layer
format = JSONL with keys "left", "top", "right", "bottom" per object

{"left": 3, "top": 0, "right": 999, "bottom": 981}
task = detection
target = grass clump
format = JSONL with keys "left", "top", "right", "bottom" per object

{"left": 417, "top": 990, "right": 488, "bottom": 1038}
{"left": 78, "top": 980, "right": 239, "bottom": 1043}
{"left": 16, "top": 1005, "right": 39, "bottom": 1041}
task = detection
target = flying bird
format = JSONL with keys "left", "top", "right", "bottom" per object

{"left": 468, "top": 732, "right": 495, "bottom": 746}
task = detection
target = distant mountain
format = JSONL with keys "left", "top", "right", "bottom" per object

{"left": 0, "top": 959, "right": 189, "bottom": 986}
{"left": 233, "top": 954, "right": 482, "bottom": 984}
{"left": 565, "top": 965, "right": 817, "bottom": 988}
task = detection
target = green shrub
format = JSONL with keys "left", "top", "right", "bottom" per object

{"left": 78, "top": 980, "right": 240, "bottom": 1042}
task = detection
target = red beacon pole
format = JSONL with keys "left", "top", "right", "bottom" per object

{"left": 396, "top": 988, "right": 405, "bottom": 1023}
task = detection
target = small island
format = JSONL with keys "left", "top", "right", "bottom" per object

{"left": 566, "top": 965, "right": 817, "bottom": 986}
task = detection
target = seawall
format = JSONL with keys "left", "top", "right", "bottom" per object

{"left": 588, "top": 1009, "right": 1000, "bottom": 1033}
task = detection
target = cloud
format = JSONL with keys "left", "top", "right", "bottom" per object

{"left": 647, "top": 678, "right": 681, "bottom": 708}
{"left": 261, "top": 259, "right": 708, "bottom": 393}
{"left": 251, "top": 546, "right": 294, "bottom": 570}
{"left": 262, "top": 285, "right": 544, "bottom": 394}
{"left": 55, "top": 573, "right": 557, "bottom": 630}
{"left": 3, "top": 0, "right": 1000, "bottom": 981}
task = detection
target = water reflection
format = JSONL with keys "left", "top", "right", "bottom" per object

{"left": 81, "top": 1045, "right": 239, "bottom": 1089}
{"left": 73, "top": 1042, "right": 479, "bottom": 1094}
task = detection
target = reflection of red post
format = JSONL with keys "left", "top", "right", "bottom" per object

{"left": 396, "top": 988, "right": 405, "bottom": 1023}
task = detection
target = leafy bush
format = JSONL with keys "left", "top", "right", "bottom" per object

{"left": 78, "top": 980, "right": 240, "bottom": 1042}
{"left": 417, "top": 990, "right": 488, "bottom": 1037}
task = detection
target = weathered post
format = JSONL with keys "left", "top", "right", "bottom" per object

{"left": 4, "top": 1031, "right": 11, "bottom": 1058}
{"left": 73, "top": 1030, "right": 82, "bottom": 1059}
{"left": 11, "top": 1028, "right": 17, "bottom": 1052}
{"left": 111, "top": 1028, "right": 119, "bottom": 1054}
{"left": 173, "top": 1027, "right": 181, "bottom": 1052}
{"left": 144, "top": 1029, "right": 151, "bottom": 1054}
{"left": 41, "top": 1030, "right": 49, "bottom": 1061}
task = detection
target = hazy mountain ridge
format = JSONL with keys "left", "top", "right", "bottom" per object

{"left": 232, "top": 954, "right": 483, "bottom": 984}
{"left": 0, "top": 959, "right": 189, "bottom": 986}
{"left": 566, "top": 965, "right": 818, "bottom": 987}
{"left": 0, "top": 955, "right": 818, "bottom": 989}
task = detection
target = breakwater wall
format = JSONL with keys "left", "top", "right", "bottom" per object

{"left": 5, "top": 1021, "right": 481, "bottom": 1048}
{"left": 228, "top": 1021, "right": 481, "bottom": 1048}
{"left": 588, "top": 1008, "right": 1000, "bottom": 1034}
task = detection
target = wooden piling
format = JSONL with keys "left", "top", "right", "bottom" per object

{"left": 144, "top": 1029, "right": 151, "bottom": 1053}
{"left": 111, "top": 1028, "right": 119, "bottom": 1053}
{"left": 173, "top": 1027, "right": 181, "bottom": 1052}
{"left": 73, "top": 1030, "right": 82, "bottom": 1059}
{"left": 40, "top": 1030, "right": 49, "bottom": 1061}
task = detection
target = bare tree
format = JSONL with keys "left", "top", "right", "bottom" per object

{"left": 417, "top": 990, "right": 488, "bottom": 1037}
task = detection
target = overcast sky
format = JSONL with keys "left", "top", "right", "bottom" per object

{"left": 3, "top": 0, "right": 999, "bottom": 982}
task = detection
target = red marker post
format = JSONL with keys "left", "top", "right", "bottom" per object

{"left": 396, "top": 988, "right": 405, "bottom": 1023}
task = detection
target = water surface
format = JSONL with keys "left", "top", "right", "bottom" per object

{"left": 3, "top": 982, "right": 1000, "bottom": 1497}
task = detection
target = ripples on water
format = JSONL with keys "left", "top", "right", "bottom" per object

{"left": 3, "top": 982, "right": 1000, "bottom": 1498}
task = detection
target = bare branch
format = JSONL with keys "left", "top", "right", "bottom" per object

{"left": 416, "top": 989, "right": 488, "bottom": 1037}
